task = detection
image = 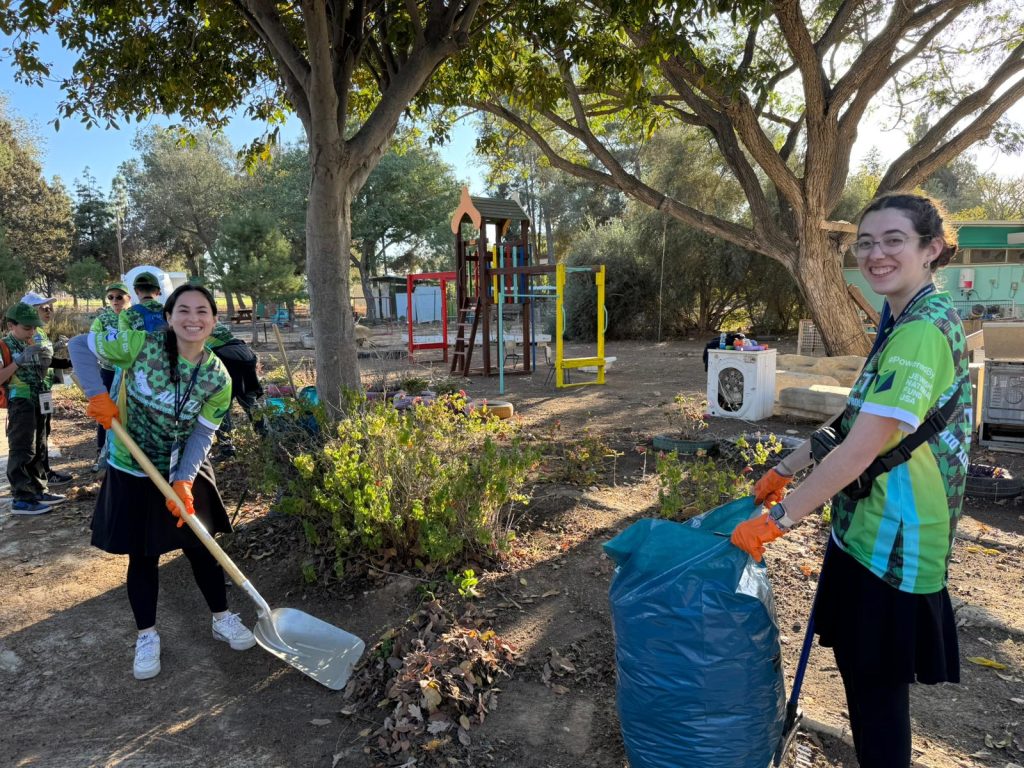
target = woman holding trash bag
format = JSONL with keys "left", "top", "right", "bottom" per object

{"left": 69, "top": 284, "right": 257, "bottom": 681}
{"left": 732, "top": 193, "right": 970, "bottom": 768}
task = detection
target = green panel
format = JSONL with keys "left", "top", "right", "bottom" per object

{"left": 956, "top": 225, "right": 1024, "bottom": 248}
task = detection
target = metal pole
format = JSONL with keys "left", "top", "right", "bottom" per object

{"left": 498, "top": 280, "right": 505, "bottom": 395}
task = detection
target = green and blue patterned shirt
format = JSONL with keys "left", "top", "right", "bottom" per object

{"left": 831, "top": 291, "right": 971, "bottom": 594}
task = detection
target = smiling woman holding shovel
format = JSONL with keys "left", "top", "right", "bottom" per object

{"left": 69, "top": 284, "right": 257, "bottom": 681}
{"left": 732, "top": 193, "right": 971, "bottom": 768}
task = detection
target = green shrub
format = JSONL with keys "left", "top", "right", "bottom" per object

{"left": 278, "top": 394, "right": 538, "bottom": 577}
{"left": 656, "top": 452, "right": 750, "bottom": 519}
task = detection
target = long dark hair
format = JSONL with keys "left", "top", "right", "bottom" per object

{"left": 162, "top": 284, "right": 218, "bottom": 383}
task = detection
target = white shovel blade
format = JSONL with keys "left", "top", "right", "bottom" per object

{"left": 253, "top": 607, "right": 365, "bottom": 690}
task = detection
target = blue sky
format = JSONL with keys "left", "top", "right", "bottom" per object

{"left": 0, "top": 32, "right": 482, "bottom": 194}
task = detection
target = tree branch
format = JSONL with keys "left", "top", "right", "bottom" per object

{"left": 235, "top": 0, "right": 312, "bottom": 124}
{"left": 830, "top": 0, "right": 969, "bottom": 109}
{"left": 882, "top": 71, "right": 1024, "bottom": 192}
{"left": 471, "top": 99, "right": 792, "bottom": 262}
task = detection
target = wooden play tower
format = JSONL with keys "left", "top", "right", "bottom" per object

{"left": 449, "top": 187, "right": 537, "bottom": 377}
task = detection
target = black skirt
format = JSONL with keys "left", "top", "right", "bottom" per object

{"left": 92, "top": 462, "right": 231, "bottom": 557}
{"left": 814, "top": 537, "right": 960, "bottom": 685}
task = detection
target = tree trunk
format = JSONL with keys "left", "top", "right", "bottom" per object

{"left": 307, "top": 150, "right": 359, "bottom": 416}
{"left": 234, "top": 292, "right": 247, "bottom": 309}
{"left": 795, "top": 232, "right": 871, "bottom": 357}
{"left": 543, "top": 206, "right": 554, "bottom": 264}
{"left": 223, "top": 289, "right": 235, "bottom": 318}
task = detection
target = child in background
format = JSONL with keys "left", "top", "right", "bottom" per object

{"left": 1, "top": 303, "right": 65, "bottom": 514}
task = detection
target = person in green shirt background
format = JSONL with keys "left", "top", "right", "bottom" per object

{"left": 69, "top": 283, "right": 256, "bottom": 681}
{"left": 732, "top": 193, "right": 970, "bottom": 768}
{"left": 89, "top": 281, "right": 131, "bottom": 470}
{"left": 119, "top": 272, "right": 166, "bottom": 333}
{"left": 1, "top": 302, "right": 66, "bottom": 514}
{"left": 19, "top": 291, "right": 75, "bottom": 488}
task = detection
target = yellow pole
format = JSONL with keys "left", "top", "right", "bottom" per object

{"left": 555, "top": 263, "right": 565, "bottom": 388}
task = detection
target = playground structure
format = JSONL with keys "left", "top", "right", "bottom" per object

{"left": 405, "top": 271, "right": 456, "bottom": 360}
{"left": 448, "top": 187, "right": 609, "bottom": 390}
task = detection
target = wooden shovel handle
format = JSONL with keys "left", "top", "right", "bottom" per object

{"left": 108, "top": 419, "right": 249, "bottom": 587}
{"left": 271, "top": 324, "right": 297, "bottom": 394}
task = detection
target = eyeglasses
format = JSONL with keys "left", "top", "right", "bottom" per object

{"left": 107, "top": 294, "right": 127, "bottom": 301}
{"left": 851, "top": 234, "right": 931, "bottom": 259}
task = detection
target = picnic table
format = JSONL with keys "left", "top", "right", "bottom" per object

{"left": 231, "top": 308, "right": 253, "bottom": 323}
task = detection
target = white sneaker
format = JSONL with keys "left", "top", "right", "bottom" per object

{"left": 133, "top": 632, "right": 161, "bottom": 680}
{"left": 212, "top": 612, "right": 256, "bottom": 650}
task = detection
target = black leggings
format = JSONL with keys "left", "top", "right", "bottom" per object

{"left": 126, "top": 547, "right": 228, "bottom": 630}
{"left": 835, "top": 644, "right": 912, "bottom": 767}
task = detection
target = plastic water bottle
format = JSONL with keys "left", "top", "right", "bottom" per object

{"left": 719, "top": 332, "right": 726, "bottom": 349}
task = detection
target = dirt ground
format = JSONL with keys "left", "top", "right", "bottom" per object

{"left": 2, "top": 329, "right": 1023, "bottom": 768}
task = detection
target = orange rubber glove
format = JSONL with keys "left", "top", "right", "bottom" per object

{"left": 166, "top": 480, "right": 195, "bottom": 528}
{"left": 86, "top": 393, "right": 119, "bottom": 429}
{"left": 753, "top": 468, "right": 793, "bottom": 506}
{"left": 730, "top": 514, "right": 786, "bottom": 562}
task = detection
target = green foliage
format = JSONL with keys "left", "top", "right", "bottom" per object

{"left": 126, "top": 126, "right": 241, "bottom": 277}
{"left": 0, "top": 228, "right": 26, "bottom": 298}
{"left": 397, "top": 376, "right": 431, "bottom": 395}
{"left": 448, "top": 568, "right": 481, "bottom": 599}
{"left": 274, "top": 395, "right": 538, "bottom": 577}
{"left": 560, "top": 126, "right": 805, "bottom": 339}
{"left": 218, "top": 211, "right": 303, "bottom": 308}
{"left": 0, "top": 98, "right": 74, "bottom": 294}
{"left": 69, "top": 170, "right": 118, "bottom": 276}
{"left": 65, "top": 257, "right": 108, "bottom": 302}
{"left": 656, "top": 452, "right": 748, "bottom": 520}
{"left": 734, "top": 434, "right": 784, "bottom": 468}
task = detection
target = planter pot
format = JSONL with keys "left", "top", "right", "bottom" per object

{"left": 965, "top": 464, "right": 1022, "bottom": 500}
{"left": 652, "top": 435, "right": 718, "bottom": 455}
{"left": 300, "top": 333, "right": 315, "bottom": 349}
{"left": 365, "top": 390, "right": 399, "bottom": 402}
{"left": 393, "top": 391, "right": 437, "bottom": 410}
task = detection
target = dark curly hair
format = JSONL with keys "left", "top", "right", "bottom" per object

{"left": 161, "top": 284, "right": 218, "bottom": 384}
{"left": 859, "top": 193, "right": 958, "bottom": 271}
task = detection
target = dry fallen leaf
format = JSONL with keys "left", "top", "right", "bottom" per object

{"left": 968, "top": 656, "right": 1009, "bottom": 670}
{"left": 311, "top": 718, "right": 331, "bottom": 726}
{"left": 459, "top": 714, "right": 471, "bottom": 730}
{"left": 550, "top": 684, "right": 569, "bottom": 695}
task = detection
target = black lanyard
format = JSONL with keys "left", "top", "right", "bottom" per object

{"left": 867, "top": 283, "right": 936, "bottom": 362}
{"left": 173, "top": 356, "right": 203, "bottom": 425}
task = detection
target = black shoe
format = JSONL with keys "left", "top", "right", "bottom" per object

{"left": 218, "top": 444, "right": 237, "bottom": 459}
{"left": 46, "top": 471, "right": 73, "bottom": 488}
{"left": 36, "top": 492, "right": 67, "bottom": 507}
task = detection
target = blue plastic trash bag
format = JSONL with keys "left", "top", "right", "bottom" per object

{"left": 604, "top": 497, "right": 785, "bottom": 768}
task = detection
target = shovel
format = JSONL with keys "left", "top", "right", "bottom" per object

{"left": 272, "top": 323, "right": 297, "bottom": 394}
{"left": 108, "top": 419, "right": 365, "bottom": 690}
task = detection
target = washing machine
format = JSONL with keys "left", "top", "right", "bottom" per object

{"left": 706, "top": 349, "right": 777, "bottom": 421}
